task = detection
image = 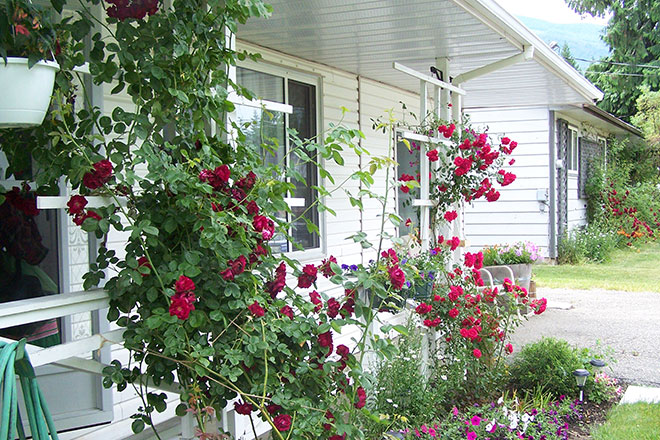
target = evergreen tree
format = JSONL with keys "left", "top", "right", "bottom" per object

{"left": 566, "top": 0, "right": 660, "bottom": 122}
{"left": 560, "top": 43, "right": 581, "bottom": 72}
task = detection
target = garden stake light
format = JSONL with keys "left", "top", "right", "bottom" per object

{"left": 590, "top": 358, "right": 606, "bottom": 371}
{"left": 573, "top": 369, "right": 590, "bottom": 402}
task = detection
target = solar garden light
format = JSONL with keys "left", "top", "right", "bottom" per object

{"left": 573, "top": 369, "right": 590, "bottom": 402}
{"left": 590, "top": 358, "right": 606, "bottom": 371}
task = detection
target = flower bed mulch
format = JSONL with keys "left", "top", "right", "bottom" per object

{"left": 566, "top": 383, "right": 628, "bottom": 439}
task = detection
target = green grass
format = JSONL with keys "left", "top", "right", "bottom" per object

{"left": 533, "top": 242, "right": 660, "bottom": 292}
{"left": 592, "top": 403, "right": 660, "bottom": 440}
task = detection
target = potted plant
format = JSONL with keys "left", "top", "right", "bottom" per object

{"left": 481, "top": 241, "right": 541, "bottom": 290}
{"left": 0, "top": 0, "right": 61, "bottom": 127}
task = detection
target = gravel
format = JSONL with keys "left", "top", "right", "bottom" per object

{"left": 510, "top": 287, "right": 660, "bottom": 386}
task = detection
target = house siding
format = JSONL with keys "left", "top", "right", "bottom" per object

{"left": 463, "top": 106, "right": 552, "bottom": 257}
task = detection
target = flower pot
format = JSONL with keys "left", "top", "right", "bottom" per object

{"left": 507, "top": 263, "right": 532, "bottom": 291}
{"left": 0, "top": 57, "right": 59, "bottom": 128}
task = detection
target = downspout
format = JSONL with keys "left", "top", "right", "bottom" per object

{"left": 548, "top": 110, "right": 557, "bottom": 259}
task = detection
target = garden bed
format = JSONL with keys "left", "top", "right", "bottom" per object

{"left": 566, "top": 383, "right": 627, "bottom": 439}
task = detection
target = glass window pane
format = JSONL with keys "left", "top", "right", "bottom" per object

{"left": 288, "top": 80, "right": 319, "bottom": 250}
{"left": 237, "top": 67, "right": 284, "bottom": 103}
{"left": 397, "top": 139, "right": 420, "bottom": 236}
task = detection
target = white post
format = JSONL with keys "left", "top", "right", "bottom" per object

{"left": 451, "top": 86, "right": 464, "bottom": 262}
{"left": 180, "top": 412, "right": 195, "bottom": 440}
{"left": 419, "top": 80, "right": 430, "bottom": 251}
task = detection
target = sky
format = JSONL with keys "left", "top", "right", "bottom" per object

{"left": 496, "top": 0, "right": 610, "bottom": 25}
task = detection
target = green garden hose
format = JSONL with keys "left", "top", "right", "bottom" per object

{"left": 0, "top": 339, "right": 59, "bottom": 440}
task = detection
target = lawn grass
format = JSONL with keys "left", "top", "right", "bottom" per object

{"left": 533, "top": 242, "right": 660, "bottom": 292}
{"left": 592, "top": 403, "right": 660, "bottom": 440}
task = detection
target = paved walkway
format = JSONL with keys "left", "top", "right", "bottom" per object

{"left": 510, "top": 287, "right": 660, "bottom": 386}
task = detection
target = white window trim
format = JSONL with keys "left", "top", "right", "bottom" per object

{"left": 233, "top": 60, "right": 326, "bottom": 260}
{"left": 567, "top": 126, "right": 579, "bottom": 175}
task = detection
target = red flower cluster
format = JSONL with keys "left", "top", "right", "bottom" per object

{"left": 67, "top": 195, "right": 88, "bottom": 215}
{"left": 273, "top": 413, "right": 292, "bottom": 432}
{"left": 105, "top": 0, "right": 159, "bottom": 21}
{"left": 444, "top": 210, "right": 458, "bottom": 222}
{"left": 221, "top": 255, "right": 247, "bottom": 281}
{"left": 265, "top": 262, "right": 287, "bottom": 298}
{"left": 169, "top": 275, "right": 196, "bottom": 320}
{"left": 354, "top": 386, "right": 367, "bottom": 409}
{"left": 82, "top": 160, "right": 113, "bottom": 190}
{"left": 318, "top": 331, "right": 333, "bottom": 356}
{"left": 426, "top": 149, "right": 439, "bottom": 162}
{"left": 453, "top": 156, "right": 472, "bottom": 176}
{"left": 463, "top": 251, "right": 484, "bottom": 270}
{"left": 248, "top": 301, "right": 265, "bottom": 317}
{"left": 438, "top": 123, "right": 456, "bottom": 138}
{"left": 73, "top": 209, "right": 102, "bottom": 226}
{"left": 318, "top": 255, "right": 338, "bottom": 278}
{"left": 497, "top": 169, "right": 517, "bottom": 186}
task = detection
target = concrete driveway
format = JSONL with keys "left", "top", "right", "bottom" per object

{"left": 510, "top": 287, "right": 660, "bottom": 386}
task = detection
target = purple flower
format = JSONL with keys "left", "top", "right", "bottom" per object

{"left": 350, "top": 264, "right": 358, "bottom": 271}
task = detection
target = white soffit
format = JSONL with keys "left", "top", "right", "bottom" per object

{"left": 237, "top": 0, "right": 602, "bottom": 108}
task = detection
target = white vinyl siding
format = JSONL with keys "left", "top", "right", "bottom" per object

{"left": 463, "top": 106, "right": 551, "bottom": 257}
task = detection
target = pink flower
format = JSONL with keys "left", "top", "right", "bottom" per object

{"left": 506, "top": 343, "right": 514, "bottom": 354}
{"left": 449, "top": 236, "right": 461, "bottom": 251}
{"left": 467, "top": 431, "right": 477, "bottom": 440}
{"left": 470, "top": 415, "right": 481, "bottom": 426}
{"left": 473, "top": 349, "right": 482, "bottom": 359}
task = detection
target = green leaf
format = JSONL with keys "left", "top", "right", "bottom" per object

{"left": 143, "top": 226, "right": 159, "bottom": 236}
{"left": 132, "top": 420, "right": 145, "bottom": 434}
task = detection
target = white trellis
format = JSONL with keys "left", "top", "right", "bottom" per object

{"left": 393, "top": 61, "right": 466, "bottom": 253}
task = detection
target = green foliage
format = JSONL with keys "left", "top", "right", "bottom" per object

{"left": 632, "top": 86, "right": 660, "bottom": 148}
{"left": 481, "top": 241, "right": 541, "bottom": 266}
{"left": 560, "top": 43, "right": 581, "bottom": 72}
{"left": 361, "top": 322, "right": 446, "bottom": 437}
{"left": 567, "top": 0, "right": 660, "bottom": 122}
{"left": 0, "top": 0, "right": 60, "bottom": 65}
{"left": 557, "top": 225, "right": 620, "bottom": 264}
{"left": 509, "top": 338, "right": 585, "bottom": 398}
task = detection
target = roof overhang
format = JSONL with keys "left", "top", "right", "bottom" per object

{"left": 237, "top": 0, "right": 603, "bottom": 109}
{"left": 555, "top": 104, "right": 644, "bottom": 138}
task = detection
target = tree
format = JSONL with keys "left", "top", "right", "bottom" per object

{"left": 566, "top": 0, "right": 660, "bottom": 122}
{"left": 632, "top": 86, "right": 660, "bottom": 147}
{"left": 560, "top": 43, "right": 581, "bottom": 72}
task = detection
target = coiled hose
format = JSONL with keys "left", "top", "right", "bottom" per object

{"left": 0, "top": 339, "right": 59, "bottom": 440}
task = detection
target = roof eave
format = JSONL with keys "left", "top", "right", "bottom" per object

{"left": 453, "top": 0, "right": 604, "bottom": 103}
{"left": 582, "top": 104, "right": 644, "bottom": 138}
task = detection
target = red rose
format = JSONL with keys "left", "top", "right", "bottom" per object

{"left": 234, "top": 400, "right": 253, "bottom": 415}
{"left": 426, "top": 149, "right": 439, "bottom": 162}
{"left": 248, "top": 301, "right": 265, "bottom": 317}
{"left": 415, "top": 302, "right": 433, "bottom": 314}
{"left": 138, "top": 256, "right": 151, "bottom": 277}
{"left": 388, "top": 265, "right": 405, "bottom": 290}
{"left": 336, "top": 344, "right": 350, "bottom": 358}
{"left": 273, "top": 414, "right": 292, "bottom": 432}
{"left": 319, "top": 255, "right": 337, "bottom": 278}
{"left": 354, "top": 387, "right": 367, "bottom": 409}
{"left": 169, "top": 292, "right": 196, "bottom": 320}
{"left": 279, "top": 305, "right": 294, "bottom": 320}
{"left": 449, "top": 236, "right": 461, "bottom": 251}
{"left": 67, "top": 195, "right": 88, "bottom": 215}
{"left": 83, "top": 160, "right": 113, "bottom": 189}
{"left": 423, "top": 318, "right": 441, "bottom": 327}
{"left": 501, "top": 137, "right": 511, "bottom": 145}
{"left": 175, "top": 275, "right": 195, "bottom": 293}
{"left": 448, "top": 285, "right": 463, "bottom": 301}
{"left": 473, "top": 349, "right": 482, "bottom": 359}
{"left": 253, "top": 215, "right": 275, "bottom": 240}
{"left": 326, "top": 297, "right": 341, "bottom": 318}
{"left": 464, "top": 252, "right": 476, "bottom": 267}
{"left": 298, "top": 264, "right": 318, "bottom": 288}
{"left": 318, "top": 331, "right": 333, "bottom": 356}
{"left": 505, "top": 343, "right": 514, "bottom": 354}
{"left": 266, "top": 262, "right": 287, "bottom": 298}
{"left": 398, "top": 173, "right": 415, "bottom": 193}
{"left": 453, "top": 156, "right": 472, "bottom": 176}
{"left": 246, "top": 200, "right": 259, "bottom": 215}
{"left": 230, "top": 255, "right": 247, "bottom": 276}
{"left": 444, "top": 210, "right": 458, "bottom": 222}
{"left": 220, "top": 268, "right": 234, "bottom": 281}
{"left": 449, "top": 307, "right": 459, "bottom": 318}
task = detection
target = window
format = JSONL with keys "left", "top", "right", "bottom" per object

{"left": 567, "top": 127, "right": 579, "bottom": 172}
{"left": 396, "top": 136, "right": 420, "bottom": 237}
{"left": 235, "top": 67, "right": 320, "bottom": 253}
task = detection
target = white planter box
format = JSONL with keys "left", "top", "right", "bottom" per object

{"left": 0, "top": 57, "right": 59, "bottom": 128}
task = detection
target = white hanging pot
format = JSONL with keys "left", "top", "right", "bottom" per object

{"left": 0, "top": 57, "right": 60, "bottom": 128}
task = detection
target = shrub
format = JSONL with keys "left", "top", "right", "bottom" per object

{"left": 558, "top": 225, "right": 620, "bottom": 264}
{"left": 509, "top": 338, "right": 585, "bottom": 398}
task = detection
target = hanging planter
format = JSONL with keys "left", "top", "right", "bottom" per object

{"left": 0, "top": 57, "right": 59, "bottom": 128}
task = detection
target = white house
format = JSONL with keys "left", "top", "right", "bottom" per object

{"left": 0, "top": 1, "right": 628, "bottom": 439}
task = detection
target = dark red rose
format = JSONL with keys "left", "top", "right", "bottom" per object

{"left": 273, "top": 414, "right": 291, "bottom": 432}
{"left": 355, "top": 387, "right": 367, "bottom": 409}
{"left": 248, "top": 301, "right": 265, "bottom": 317}
{"left": 297, "top": 264, "right": 318, "bottom": 288}
{"left": 246, "top": 200, "right": 259, "bottom": 215}
{"left": 426, "top": 149, "right": 439, "bottom": 162}
{"left": 318, "top": 255, "right": 337, "bottom": 278}
{"left": 83, "top": 160, "right": 113, "bottom": 189}
{"left": 415, "top": 302, "right": 433, "bottom": 314}
{"left": 220, "top": 268, "right": 234, "bottom": 281}
{"left": 230, "top": 255, "right": 247, "bottom": 276}
{"left": 310, "top": 290, "right": 322, "bottom": 312}
{"left": 234, "top": 400, "right": 253, "bottom": 415}
{"left": 326, "top": 297, "right": 341, "bottom": 318}
{"left": 266, "top": 262, "right": 287, "bottom": 298}
{"left": 279, "top": 305, "right": 294, "bottom": 320}
{"left": 336, "top": 344, "right": 349, "bottom": 358}
{"left": 67, "top": 195, "right": 88, "bottom": 215}
{"left": 318, "top": 331, "right": 333, "bottom": 356}
{"left": 388, "top": 265, "right": 405, "bottom": 290}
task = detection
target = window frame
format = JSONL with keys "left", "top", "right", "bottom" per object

{"left": 567, "top": 126, "right": 579, "bottom": 174}
{"left": 234, "top": 61, "right": 325, "bottom": 261}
